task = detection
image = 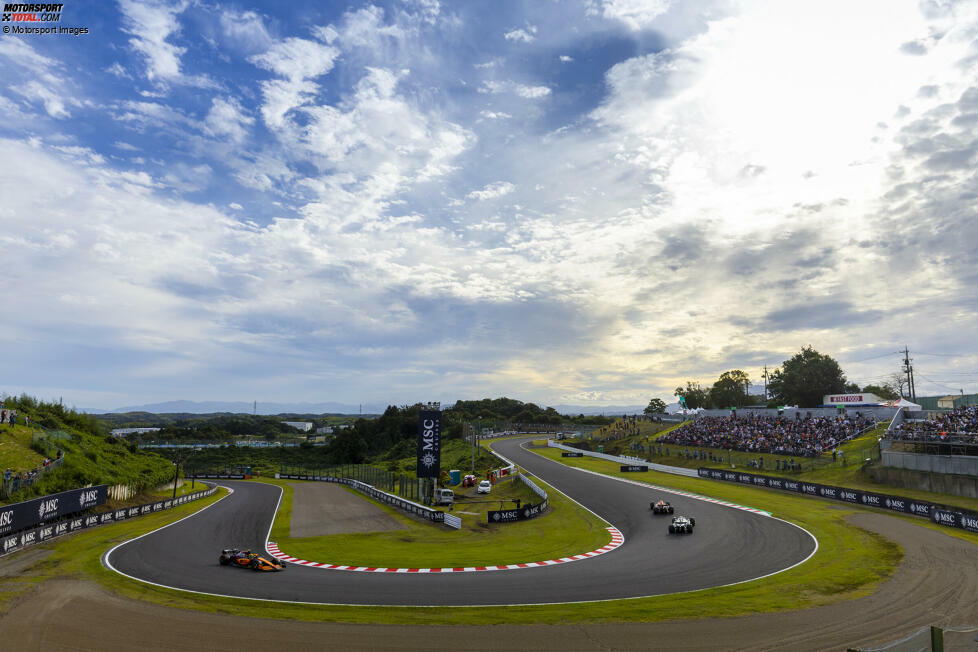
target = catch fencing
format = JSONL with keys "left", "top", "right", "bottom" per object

{"left": 697, "top": 467, "right": 978, "bottom": 535}
{"left": 855, "top": 624, "right": 978, "bottom": 651}
{"left": 278, "top": 463, "right": 418, "bottom": 501}
{"left": 276, "top": 471, "right": 461, "bottom": 529}
{"left": 1, "top": 484, "right": 217, "bottom": 558}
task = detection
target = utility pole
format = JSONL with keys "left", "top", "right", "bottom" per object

{"left": 762, "top": 365, "right": 769, "bottom": 400}
{"left": 902, "top": 346, "right": 916, "bottom": 401}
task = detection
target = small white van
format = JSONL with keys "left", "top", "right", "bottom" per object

{"left": 433, "top": 488, "right": 454, "bottom": 505}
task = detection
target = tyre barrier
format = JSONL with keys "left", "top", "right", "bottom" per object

{"left": 1, "top": 485, "right": 218, "bottom": 558}
{"left": 697, "top": 468, "right": 978, "bottom": 534}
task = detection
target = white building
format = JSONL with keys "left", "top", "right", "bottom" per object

{"left": 111, "top": 427, "right": 162, "bottom": 436}
{"left": 281, "top": 421, "right": 313, "bottom": 432}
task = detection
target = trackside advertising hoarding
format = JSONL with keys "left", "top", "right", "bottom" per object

{"left": 697, "top": 468, "right": 978, "bottom": 534}
{"left": 1, "top": 486, "right": 217, "bottom": 558}
{"left": 0, "top": 485, "right": 107, "bottom": 537}
{"left": 416, "top": 410, "right": 441, "bottom": 479}
{"left": 488, "top": 498, "right": 549, "bottom": 523}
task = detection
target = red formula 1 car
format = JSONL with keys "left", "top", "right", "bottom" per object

{"left": 651, "top": 499, "right": 674, "bottom": 514}
{"left": 218, "top": 548, "right": 286, "bottom": 571}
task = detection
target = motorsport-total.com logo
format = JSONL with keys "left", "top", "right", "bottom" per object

{"left": 2, "top": 2, "right": 89, "bottom": 36}
{"left": 2, "top": 3, "right": 63, "bottom": 22}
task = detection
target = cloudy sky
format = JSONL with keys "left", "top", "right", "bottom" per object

{"left": 1, "top": 0, "right": 977, "bottom": 411}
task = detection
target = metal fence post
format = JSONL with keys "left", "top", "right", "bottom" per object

{"left": 930, "top": 626, "right": 943, "bottom": 652}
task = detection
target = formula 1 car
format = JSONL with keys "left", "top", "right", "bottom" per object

{"left": 668, "top": 516, "right": 695, "bottom": 534}
{"left": 650, "top": 500, "right": 674, "bottom": 514}
{"left": 219, "top": 548, "right": 286, "bottom": 571}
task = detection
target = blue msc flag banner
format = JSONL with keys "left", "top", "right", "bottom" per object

{"left": 417, "top": 410, "right": 441, "bottom": 478}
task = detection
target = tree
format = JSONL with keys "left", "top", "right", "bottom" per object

{"left": 767, "top": 346, "right": 850, "bottom": 408}
{"left": 861, "top": 383, "right": 899, "bottom": 400}
{"left": 708, "top": 370, "right": 751, "bottom": 408}
{"left": 674, "top": 381, "right": 708, "bottom": 410}
{"left": 644, "top": 398, "right": 667, "bottom": 416}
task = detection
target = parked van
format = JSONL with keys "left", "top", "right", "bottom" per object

{"left": 433, "top": 488, "right": 455, "bottom": 505}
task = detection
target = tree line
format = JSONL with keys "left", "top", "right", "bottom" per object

{"left": 644, "top": 346, "right": 902, "bottom": 414}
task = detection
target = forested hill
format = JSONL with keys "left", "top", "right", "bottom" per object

{"left": 448, "top": 398, "right": 613, "bottom": 425}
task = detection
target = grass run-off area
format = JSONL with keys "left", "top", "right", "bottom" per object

{"left": 1, "top": 451, "right": 975, "bottom": 626}
{"left": 266, "top": 474, "right": 611, "bottom": 567}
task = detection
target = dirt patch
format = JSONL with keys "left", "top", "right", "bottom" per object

{"left": 1, "top": 512, "right": 975, "bottom": 650}
{"left": 289, "top": 483, "right": 404, "bottom": 537}
{"left": 0, "top": 548, "right": 51, "bottom": 579}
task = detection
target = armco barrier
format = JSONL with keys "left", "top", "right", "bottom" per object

{"left": 1, "top": 485, "right": 217, "bottom": 558}
{"left": 277, "top": 473, "right": 460, "bottom": 529}
{"left": 697, "top": 468, "right": 978, "bottom": 534}
{"left": 547, "top": 440, "right": 699, "bottom": 477}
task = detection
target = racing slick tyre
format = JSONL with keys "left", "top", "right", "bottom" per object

{"left": 690, "top": 518, "right": 695, "bottom": 527}
{"left": 668, "top": 525, "right": 675, "bottom": 534}
{"left": 219, "top": 557, "right": 229, "bottom": 566}
{"left": 250, "top": 559, "right": 260, "bottom": 570}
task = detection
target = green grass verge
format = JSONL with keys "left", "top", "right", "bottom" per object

{"left": 5, "top": 452, "right": 974, "bottom": 626}
{"left": 265, "top": 476, "right": 610, "bottom": 567}
{"left": 0, "top": 424, "right": 46, "bottom": 472}
{"left": 629, "top": 428, "right": 978, "bottom": 513}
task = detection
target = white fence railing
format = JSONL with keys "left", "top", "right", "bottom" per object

{"left": 546, "top": 440, "right": 700, "bottom": 478}
{"left": 518, "top": 474, "right": 548, "bottom": 502}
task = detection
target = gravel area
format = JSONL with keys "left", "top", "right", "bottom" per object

{"left": 289, "top": 482, "right": 403, "bottom": 537}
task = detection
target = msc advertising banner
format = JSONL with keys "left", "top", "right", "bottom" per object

{"left": 697, "top": 467, "right": 977, "bottom": 534}
{"left": 488, "top": 499, "right": 549, "bottom": 524}
{"left": 0, "top": 484, "right": 107, "bottom": 537}
{"left": 416, "top": 409, "right": 441, "bottom": 478}
{"left": 2, "top": 486, "right": 216, "bottom": 558}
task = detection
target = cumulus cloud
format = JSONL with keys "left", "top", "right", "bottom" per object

{"left": 204, "top": 97, "right": 255, "bottom": 142}
{"left": 0, "top": 38, "right": 83, "bottom": 118}
{"left": 479, "top": 80, "right": 552, "bottom": 98}
{"left": 588, "top": 0, "right": 673, "bottom": 30}
{"left": 118, "top": 0, "right": 212, "bottom": 87}
{"left": 5, "top": 0, "right": 978, "bottom": 408}
{"left": 504, "top": 26, "right": 537, "bottom": 43}
{"left": 466, "top": 181, "right": 516, "bottom": 201}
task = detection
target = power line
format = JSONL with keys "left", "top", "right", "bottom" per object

{"left": 915, "top": 374, "right": 971, "bottom": 392}
{"left": 848, "top": 351, "right": 901, "bottom": 363}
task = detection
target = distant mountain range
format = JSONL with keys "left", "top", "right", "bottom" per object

{"left": 84, "top": 399, "right": 649, "bottom": 417}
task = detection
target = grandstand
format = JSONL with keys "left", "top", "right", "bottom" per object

{"left": 658, "top": 413, "right": 875, "bottom": 458}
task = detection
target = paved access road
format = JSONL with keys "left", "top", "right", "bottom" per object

{"left": 104, "top": 437, "right": 815, "bottom": 605}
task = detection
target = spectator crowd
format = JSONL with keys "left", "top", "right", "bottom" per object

{"left": 658, "top": 414, "right": 875, "bottom": 458}
{"left": 892, "top": 405, "right": 978, "bottom": 443}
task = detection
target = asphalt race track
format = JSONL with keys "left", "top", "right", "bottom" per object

{"left": 104, "top": 437, "right": 816, "bottom": 606}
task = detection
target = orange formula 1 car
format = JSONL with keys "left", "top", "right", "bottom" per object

{"left": 218, "top": 548, "right": 286, "bottom": 571}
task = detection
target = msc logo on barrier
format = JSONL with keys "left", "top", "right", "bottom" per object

{"left": 0, "top": 510, "right": 12, "bottom": 528}
{"left": 37, "top": 498, "right": 58, "bottom": 519}
{"left": 79, "top": 489, "right": 99, "bottom": 508}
